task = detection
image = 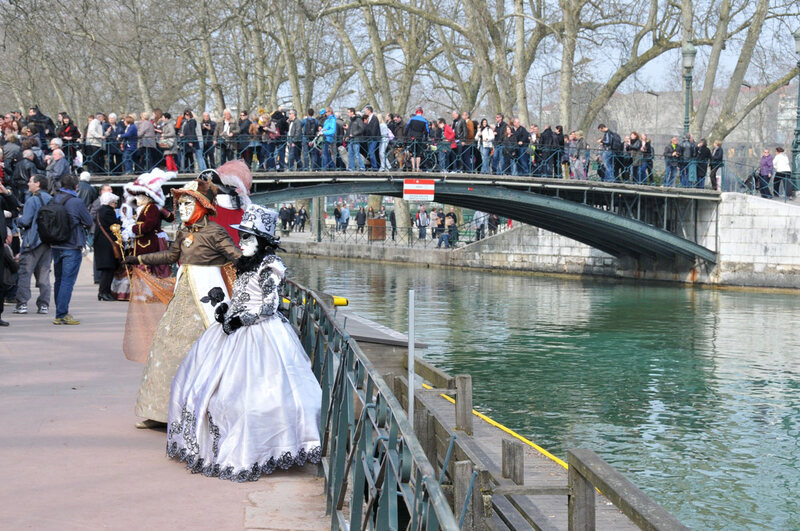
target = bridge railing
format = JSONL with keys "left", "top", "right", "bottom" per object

{"left": 59, "top": 135, "right": 793, "bottom": 197}
{"left": 282, "top": 279, "right": 459, "bottom": 530}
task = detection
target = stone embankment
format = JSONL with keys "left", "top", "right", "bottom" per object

{"left": 283, "top": 193, "right": 800, "bottom": 289}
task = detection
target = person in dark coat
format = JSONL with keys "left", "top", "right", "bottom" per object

{"left": 93, "top": 192, "right": 121, "bottom": 301}
{"left": 0, "top": 181, "right": 21, "bottom": 325}
{"left": 355, "top": 207, "right": 367, "bottom": 234}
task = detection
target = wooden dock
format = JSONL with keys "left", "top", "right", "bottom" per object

{"left": 341, "top": 308, "right": 684, "bottom": 530}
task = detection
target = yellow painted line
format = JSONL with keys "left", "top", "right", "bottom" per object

{"left": 421, "top": 382, "right": 568, "bottom": 470}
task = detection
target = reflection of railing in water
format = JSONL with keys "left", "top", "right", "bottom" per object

{"left": 282, "top": 280, "right": 687, "bottom": 529}
{"left": 283, "top": 280, "right": 459, "bottom": 530}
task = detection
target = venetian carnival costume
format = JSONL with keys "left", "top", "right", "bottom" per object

{"left": 123, "top": 169, "right": 176, "bottom": 278}
{"left": 128, "top": 179, "right": 241, "bottom": 427}
{"left": 203, "top": 160, "right": 253, "bottom": 246}
{"left": 167, "top": 204, "right": 321, "bottom": 481}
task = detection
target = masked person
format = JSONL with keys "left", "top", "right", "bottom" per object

{"left": 122, "top": 169, "right": 176, "bottom": 278}
{"left": 167, "top": 204, "right": 321, "bottom": 481}
{"left": 200, "top": 160, "right": 252, "bottom": 246}
{"left": 125, "top": 179, "right": 241, "bottom": 429}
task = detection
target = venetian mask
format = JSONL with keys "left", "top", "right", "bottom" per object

{"left": 178, "top": 196, "right": 197, "bottom": 223}
{"left": 136, "top": 194, "right": 151, "bottom": 207}
{"left": 239, "top": 232, "right": 259, "bottom": 257}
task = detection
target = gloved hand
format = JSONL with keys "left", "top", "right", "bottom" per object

{"left": 223, "top": 315, "right": 242, "bottom": 335}
{"left": 121, "top": 228, "right": 134, "bottom": 242}
{"left": 123, "top": 255, "right": 139, "bottom": 265}
{"left": 214, "top": 303, "right": 229, "bottom": 324}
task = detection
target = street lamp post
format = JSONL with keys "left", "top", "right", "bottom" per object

{"left": 646, "top": 90, "right": 659, "bottom": 143}
{"left": 682, "top": 42, "right": 697, "bottom": 137}
{"left": 792, "top": 28, "right": 800, "bottom": 197}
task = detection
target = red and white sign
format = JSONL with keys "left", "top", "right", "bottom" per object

{"left": 403, "top": 179, "right": 435, "bottom": 201}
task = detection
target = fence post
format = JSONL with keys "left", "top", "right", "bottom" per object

{"left": 501, "top": 439, "right": 524, "bottom": 485}
{"left": 568, "top": 450, "right": 595, "bottom": 531}
{"left": 454, "top": 461, "right": 475, "bottom": 530}
{"left": 455, "top": 375, "right": 473, "bottom": 436}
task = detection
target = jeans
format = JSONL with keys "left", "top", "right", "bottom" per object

{"left": 474, "top": 225, "right": 485, "bottom": 240}
{"left": 322, "top": 140, "right": 334, "bottom": 169}
{"left": 52, "top": 247, "right": 82, "bottom": 318}
{"left": 492, "top": 146, "right": 504, "bottom": 174}
{"left": 260, "top": 142, "right": 276, "bottom": 170}
{"left": 380, "top": 139, "right": 390, "bottom": 170}
{"left": 275, "top": 140, "right": 286, "bottom": 170}
{"left": 418, "top": 226, "right": 427, "bottom": 240}
{"left": 122, "top": 150, "right": 135, "bottom": 174}
{"left": 679, "top": 162, "right": 694, "bottom": 187}
{"left": 514, "top": 147, "right": 529, "bottom": 175}
{"left": 15, "top": 243, "right": 51, "bottom": 308}
{"left": 348, "top": 139, "right": 365, "bottom": 171}
{"left": 367, "top": 140, "right": 379, "bottom": 170}
{"left": 602, "top": 151, "right": 614, "bottom": 182}
{"left": 664, "top": 165, "right": 679, "bottom": 187}
{"left": 287, "top": 142, "right": 302, "bottom": 170}
{"left": 481, "top": 147, "right": 492, "bottom": 173}
{"left": 203, "top": 142, "right": 216, "bottom": 169}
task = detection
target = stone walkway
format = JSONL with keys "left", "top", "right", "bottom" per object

{"left": 0, "top": 258, "right": 328, "bottom": 530}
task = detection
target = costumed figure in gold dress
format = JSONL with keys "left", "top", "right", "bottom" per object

{"left": 125, "top": 179, "right": 241, "bottom": 428}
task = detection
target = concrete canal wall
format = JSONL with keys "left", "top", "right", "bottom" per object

{"left": 283, "top": 193, "right": 800, "bottom": 289}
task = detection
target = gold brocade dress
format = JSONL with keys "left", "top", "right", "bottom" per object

{"left": 133, "top": 219, "right": 241, "bottom": 422}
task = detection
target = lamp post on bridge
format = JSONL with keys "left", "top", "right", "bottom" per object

{"left": 792, "top": 28, "right": 800, "bottom": 198}
{"left": 682, "top": 42, "right": 697, "bottom": 137}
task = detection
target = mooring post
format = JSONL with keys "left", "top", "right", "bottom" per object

{"left": 501, "top": 439, "right": 525, "bottom": 485}
{"left": 455, "top": 374, "right": 473, "bottom": 436}
{"left": 568, "top": 450, "right": 596, "bottom": 531}
{"left": 455, "top": 461, "right": 475, "bottom": 530}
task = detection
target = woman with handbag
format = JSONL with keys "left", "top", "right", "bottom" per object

{"left": 94, "top": 192, "right": 121, "bottom": 301}
{"left": 157, "top": 112, "right": 178, "bottom": 172}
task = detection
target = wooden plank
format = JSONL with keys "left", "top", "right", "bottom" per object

{"left": 568, "top": 449, "right": 689, "bottom": 531}
{"left": 493, "top": 485, "right": 570, "bottom": 496}
{"left": 502, "top": 439, "right": 525, "bottom": 485}
{"left": 403, "top": 356, "right": 455, "bottom": 389}
{"left": 568, "top": 459, "right": 595, "bottom": 531}
{"left": 455, "top": 375, "right": 473, "bottom": 436}
{"left": 455, "top": 461, "right": 474, "bottom": 529}
{"left": 491, "top": 496, "right": 536, "bottom": 531}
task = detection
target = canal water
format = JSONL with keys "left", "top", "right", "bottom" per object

{"left": 284, "top": 255, "right": 800, "bottom": 530}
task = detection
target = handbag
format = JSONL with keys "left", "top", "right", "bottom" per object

{"left": 158, "top": 137, "right": 175, "bottom": 149}
{"left": 97, "top": 214, "right": 122, "bottom": 260}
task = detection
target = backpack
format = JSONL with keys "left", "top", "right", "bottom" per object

{"left": 36, "top": 194, "right": 73, "bottom": 245}
{"left": 609, "top": 131, "right": 623, "bottom": 152}
{"left": 303, "top": 117, "right": 318, "bottom": 139}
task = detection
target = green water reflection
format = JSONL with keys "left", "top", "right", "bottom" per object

{"left": 284, "top": 256, "right": 800, "bottom": 529}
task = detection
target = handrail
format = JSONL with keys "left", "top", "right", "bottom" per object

{"left": 282, "top": 279, "right": 459, "bottom": 530}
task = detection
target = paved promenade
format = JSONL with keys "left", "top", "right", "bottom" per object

{"left": 0, "top": 259, "right": 327, "bottom": 530}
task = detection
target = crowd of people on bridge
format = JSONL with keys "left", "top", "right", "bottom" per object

{"left": 0, "top": 104, "right": 795, "bottom": 198}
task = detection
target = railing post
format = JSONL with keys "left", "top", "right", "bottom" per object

{"left": 568, "top": 450, "right": 596, "bottom": 531}
{"left": 455, "top": 374, "right": 473, "bottom": 436}
{"left": 501, "top": 439, "right": 524, "bottom": 485}
{"left": 455, "top": 461, "right": 475, "bottom": 530}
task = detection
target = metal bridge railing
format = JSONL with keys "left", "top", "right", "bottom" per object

{"left": 65, "top": 135, "right": 797, "bottom": 200}
{"left": 282, "top": 280, "right": 459, "bottom": 530}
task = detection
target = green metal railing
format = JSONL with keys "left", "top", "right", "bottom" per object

{"left": 283, "top": 280, "right": 459, "bottom": 530}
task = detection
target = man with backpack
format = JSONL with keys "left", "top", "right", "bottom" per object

{"left": 39, "top": 173, "right": 92, "bottom": 325}
{"left": 597, "top": 124, "right": 622, "bottom": 182}
{"left": 14, "top": 174, "right": 52, "bottom": 316}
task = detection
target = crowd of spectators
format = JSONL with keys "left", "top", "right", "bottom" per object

{"left": 0, "top": 104, "right": 795, "bottom": 199}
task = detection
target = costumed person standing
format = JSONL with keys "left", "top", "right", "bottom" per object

{"left": 123, "top": 169, "right": 176, "bottom": 278}
{"left": 203, "top": 160, "right": 252, "bottom": 246}
{"left": 167, "top": 204, "right": 321, "bottom": 481}
{"left": 125, "top": 179, "right": 241, "bottom": 429}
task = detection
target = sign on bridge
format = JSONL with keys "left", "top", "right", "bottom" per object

{"left": 403, "top": 179, "right": 435, "bottom": 201}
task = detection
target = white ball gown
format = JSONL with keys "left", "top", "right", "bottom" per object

{"left": 166, "top": 254, "right": 322, "bottom": 481}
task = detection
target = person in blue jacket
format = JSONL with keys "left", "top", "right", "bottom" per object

{"left": 118, "top": 114, "right": 138, "bottom": 174}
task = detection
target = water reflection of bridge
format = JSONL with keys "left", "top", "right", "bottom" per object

{"left": 246, "top": 172, "right": 719, "bottom": 264}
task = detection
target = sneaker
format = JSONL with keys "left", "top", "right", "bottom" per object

{"left": 13, "top": 303, "right": 27, "bottom": 314}
{"left": 37, "top": 304, "right": 49, "bottom": 315}
{"left": 53, "top": 314, "right": 80, "bottom": 325}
